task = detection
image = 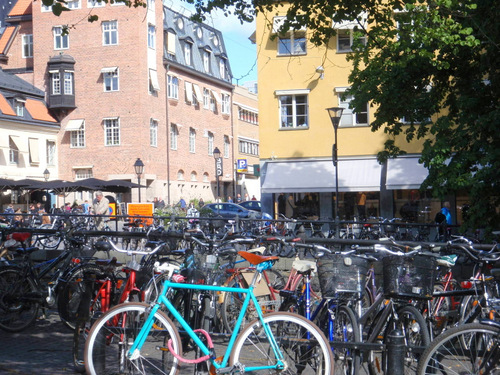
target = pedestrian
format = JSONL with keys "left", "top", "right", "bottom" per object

{"left": 236, "top": 194, "right": 242, "bottom": 203}
{"left": 198, "top": 198, "right": 205, "bottom": 208}
{"left": 277, "top": 193, "right": 286, "bottom": 216}
{"left": 92, "top": 191, "right": 110, "bottom": 230}
{"left": 251, "top": 195, "right": 257, "bottom": 201}
{"left": 357, "top": 192, "right": 367, "bottom": 219}
{"left": 244, "top": 193, "right": 249, "bottom": 201}
{"left": 157, "top": 197, "right": 165, "bottom": 209}
{"left": 440, "top": 201, "right": 452, "bottom": 225}
{"left": 285, "top": 194, "right": 296, "bottom": 218}
{"left": 82, "top": 200, "right": 90, "bottom": 214}
{"left": 227, "top": 196, "right": 233, "bottom": 203}
{"left": 178, "top": 197, "right": 187, "bottom": 212}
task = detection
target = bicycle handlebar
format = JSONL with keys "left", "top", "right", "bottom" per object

{"left": 106, "top": 237, "right": 166, "bottom": 256}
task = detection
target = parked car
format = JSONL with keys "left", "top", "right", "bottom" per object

{"left": 239, "top": 200, "right": 261, "bottom": 212}
{"left": 201, "top": 202, "right": 270, "bottom": 220}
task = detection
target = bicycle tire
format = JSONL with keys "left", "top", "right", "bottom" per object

{"left": 57, "top": 263, "right": 107, "bottom": 330}
{"left": 84, "top": 302, "right": 181, "bottom": 375}
{"left": 37, "top": 224, "right": 62, "bottom": 249}
{"left": 416, "top": 322, "right": 500, "bottom": 375}
{"left": 333, "top": 305, "right": 361, "bottom": 375}
{"left": 0, "top": 266, "right": 40, "bottom": 332}
{"left": 230, "top": 311, "right": 334, "bottom": 375}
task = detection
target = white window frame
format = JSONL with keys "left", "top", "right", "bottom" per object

{"left": 170, "top": 124, "right": 178, "bottom": 150}
{"left": 103, "top": 69, "right": 119, "bottom": 92}
{"left": 150, "top": 119, "right": 158, "bottom": 147}
{"left": 64, "top": 71, "right": 73, "bottom": 94}
{"left": 203, "top": 50, "right": 210, "bottom": 73}
{"left": 71, "top": 123, "right": 86, "bottom": 148}
{"left": 239, "top": 139, "right": 259, "bottom": 156}
{"left": 88, "top": 0, "right": 105, "bottom": 8}
{"left": 52, "top": 72, "right": 61, "bottom": 95}
{"left": 277, "top": 31, "right": 306, "bottom": 56}
{"left": 189, "top": 128, "right": 196, "bottom": 153}
{"left": 102, "top": 20, "right": 118, "bottom": 46}
{"left": 219, "top": 58, "right": 226, "bottom": 79}
{"left": 22, "top": 34, "right": 33, "bottom": 58}
{"left": 337, "top": 92, "right": 369, "bottom": 126}
{"left": 238, "top": 107, "right": 258, "bottom": 124}
{"left": 104, "top": 118, "right": 120, "bottom": 146}
{"left": 46, "top": 140, "right": 56, "bottom": 165}
{"left": 184, "top": 41, "right": 192, "bottom": 65}
{"left": 277, "top": 90, "right": 309, "bottom": 129}
{"left": 221, "top": 93, "right": 230, "bottom": 114}
{"left": 203, "top": 88, "right": 210, "bottom": 109}
{"left": 15, "top": 102, "right": 24, "bottom": 116}
{"left": 190, "top": 171, "right": 197, "bottom": 182}
{"left": 148, "top": 24, "right": 156, "bottom": 49}
{"left": 66, "top": 0, "right": 81, "bottom": 9}
{"left": 75, "top": 169, "right": 93, "bottom": 179}
{"left": 337, "top": 29, "right": 366, "bottom": 53}
{"left": 167, "top": 75, "right": 179, "bottom": 99}
{"left": 207, "top": 132, "right": 214, "bottom": 155}
{"left": 53, "top": 26, "right": 69, "bottom": 50}
{"left": 224, "top": 135, "right": 230, "bottom": 158}
{"left": 9, "top": 138, "right": 18, "bottom": 164}
{"left": 177, "top": 170, "right": 184, "bottom": 180}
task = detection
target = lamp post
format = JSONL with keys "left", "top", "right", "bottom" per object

{"left": 213, "top": 147, "right": 222, "bottom": 200}
{"left": 326, "top": 107, "right": 344, "bottom": 237}
{"left": 133, "top": 158, "right": 145, "bottom": 203}
{"left": 43, "top": 169, "right": 50, "bottom": 212}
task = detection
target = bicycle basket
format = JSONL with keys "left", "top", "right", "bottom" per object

{"left": 382, "top": 255, "right": 437, "bottom": 300}
{"left": 317, "top": 254, "right": 369, "bottom": 297}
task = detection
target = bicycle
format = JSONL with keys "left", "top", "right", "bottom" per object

{"left": 84, "top": 249, "right": 334, "bottom": 375}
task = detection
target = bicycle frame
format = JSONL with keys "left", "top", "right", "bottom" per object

{"left": 128, "top": 269, "right": 286, "bottom": 373}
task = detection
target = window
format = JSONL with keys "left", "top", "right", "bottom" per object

{"left": 239, "top": 139, "right": 259, "bottom": 156}
{"left": 9, "top": 138, "right": 18, "bottom": 164}
{"left": 71, "top": 122, "right": 85, "bottom": 148}
{"left": 210, "top": 93, "right": 216, "bottom": 112}
{"left": 148, "top": 24, "right": 155, "bottom": 49}
{"left": 46, "top": 140, "right": 56, "bottom": 165}
{"left": 67, "top": 0, "right": 80, "bottom": 9}
{"left": 167, "top": 75, "right": 179, "bottom": 99}
{"left": 203, "top": 88, "right": 210, "bottom": 109}
{"left": 103, "top": 69, "right": 119, "bottom": 91}
{"left": 64, "top": 71, "right": 73, "bottom": 94}
{"left": 219, "top": 58, "right": 226, "bottom": 79}
{"left": 224, "top": 135, "right": 230, "bottom": 158}
{"left": 147, "top": 0, "right": 154, "bottom": 8}
{"left": 53, "top": 27, "right": 69, "bottom": 50}
{"left": 238, "top": 108, "right": 258, "bottom": 124}
{"left": 221, "top": 93, "right": 230, "bottom": 114}
{"left": 52, "top": 72, "right": 61, "bottom": 94}
{"left": 337, "top": 29, "right": 366, "bottom": 52}
{"left": 15, "top": 102, "right": 24, "bottom": 116}
{"left": 170, "top": 124, "right": 178, "bottom": 150}
{"left": 75, "top": 169, "right": 93, "bottom": 179}
{"left": 278, "top": 32, "right": 306, "bottom": 56}
{"left": 166, "top": 31, "right": 176, "bottom": 57}
{"left": 190, "top": 171, "right": 197, "bottom": 182}
{"left": 278, "top": 93, "right": 309, "bottom": 128}
{"left": 184, "top": 41, "right": 192, "bottom": 65}
{"left": 189, "top": 128, "right": 196, "bottom": 153}
{"left": 88, "top": 0, "right": 105, "bottom": 8}
{"left": 102, "top": 21, "right": 118, "bottom": 45}
{"left": 150, "top": 119, "right": 158, "bottom": 147}
{"left": 203, "top": 172, "right": 209, "bottom": 183}
{"left": 104, "top": 118, "right": 120, "bottom": 146}
{"left": 22, "top": 34, "right": 33, "bottom": 58}
{"left": 203, "top": 50, "right": 210, "bottom": 73}
{"left": 177, "top": 170, "right": 184, "bottom": 180}
{"left": 149, "top": 69, "right": 160, "bottom": 93}
{"left": 339, "top": 94, "right": 368, "bottom": 126}
{"left": 207, "top": 132, "right": 214, "bottom": 155}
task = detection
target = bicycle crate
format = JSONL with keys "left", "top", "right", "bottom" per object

{"left": 317, "top": 254, "right": 369, "bottom": 297}
{"left": 382, "top": 255, "right": 437, "bottom": 300}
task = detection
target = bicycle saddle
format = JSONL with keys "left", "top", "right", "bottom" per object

{"left": 238, "top": 251, "right": 279, "bottom": 265}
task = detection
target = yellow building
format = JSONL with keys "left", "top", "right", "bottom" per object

{"left": 255, "top": 9, "right": 451, "bottom": 223}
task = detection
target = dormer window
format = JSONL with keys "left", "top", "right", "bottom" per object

{"left": 15, "top": 100, "right": 24, "bottom": 116}
{"left": 184, "top": 40, "right": 193, "bottom": 65}
{"left": 47, "top": 54, "right": 76, "bottom": 110}
{"left": 203, "top": 49, "right": 210, "bottom": 73}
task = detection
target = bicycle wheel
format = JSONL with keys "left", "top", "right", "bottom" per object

{"left": 428, "top": 284, "right": 452, "bottom": 337}
{"left": 84, "top": 302, "right": 181, "bottom": 375}
{"left": 416, "top": 322, "right": 500, "bottom": 375}
{"left": 385, "top": 305, "right": 430, "bottom": 375}
{"left": 38, "top": 225, "right": 62, "bottom": 249}
{"left": 334, "top": 305, "right": 360, "bottom": 375}
{"left": 0, "top": 266, "right": 39, "bottom": 332}
{"left": 230, "top": 311, "right": 334, "bottom": 375}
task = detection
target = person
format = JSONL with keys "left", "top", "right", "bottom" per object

{"left": 92, "top": 191, "right": 110, "bottom": 230}
{"left": 187, "top": 202, "right": 199, "bottom": 217}
{"left": 441, "top": 201, "right": 452, "bottom": 225}
{"left": 244, "top": 193, "right": 249, "bottom": 201}
{"left": 251, "top": 195, "right": 257, "bottom": 201}
{"left": 435, "top": 201, "right": 452, "bottom": 240}
{"left": 227, "top": 196, "right": 233, "bottom": 203}
{"left": 2, "top": 204, "right": 15, "bottom": 223}
{"left": 82, "top": 200, "right": 90, "bottom": 214}
{"left": 277, "top": 193, "right": 286, "bottom": 216}
{"left": 357, "top": 192, "right": 367, "bottom": 219}
{"left": 178, "top": 197, "right": 187, "bottom": 212}
{"left": 285, "top": 194, "right": 296, "bottom": 219}
{"left": 157, "top": 197, "right": 165, "bottom": 209}
{"left": 198, "top": 198, "right": 205, "bottom": 208}
{"left": 236, "top": 194, "right": 242, "bottom": 203}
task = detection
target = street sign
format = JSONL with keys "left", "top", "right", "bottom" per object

{"left": 237, "top": 158, "right": 248, "bottom": 173}
{"left": 216, "top": 157, "right": 223, "bottom": 176}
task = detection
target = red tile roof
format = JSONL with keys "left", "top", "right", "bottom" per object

{"left": 8, "top": 0, "right": 32, "bottom": 17}
{"left": 0, "top": 94, "right": 16, "bottom": 116}
{"left": 25, "top": 99, "right": 57, "bottom": 122}
{"left": 0, "top": 26, "right": 16, "bottom": 55}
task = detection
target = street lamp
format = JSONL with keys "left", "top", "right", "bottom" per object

{"left": 43, "top": 169, "right": 50, "bottom": 212}
{"left": 133, "top": 158, "right": 145, "bottom": 203}
{"left": 213, "top": 147, "right": 222, "bottom": 200}
{"left": 43, "top": 169, "right": 50, "bottom": 181}
{"left": 326, "top": 107, "right": 344, "bottom": 237}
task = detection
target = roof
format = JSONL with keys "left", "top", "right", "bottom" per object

{"left": 8, "top": 0, "right": 32, "bottom": 17}
{"left": 0, "top": 93, "right": 16, "bottom": 116}
{"left": 0, "top": 67, "right": 44, "bottom": 96}
{"left": 0, "top": 26, "right": 17, "bottom": 55}
{"left": 25, "top": 98, "right": 58, "bottom": 122}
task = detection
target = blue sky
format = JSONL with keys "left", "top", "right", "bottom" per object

{"left": 171, "top": 1, "right": 258, "bottom": 85}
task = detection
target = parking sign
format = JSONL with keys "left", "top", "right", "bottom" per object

{"left": 237, "top": 159, "right": 248, "bottom": 173}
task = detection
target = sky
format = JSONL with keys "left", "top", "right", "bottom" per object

{"left": 168, "top": 0, "right": 258, "bottom": 85}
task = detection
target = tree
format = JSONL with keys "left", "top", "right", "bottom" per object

{"left": 41, "top": 0, "right": 499, "bottom": 232}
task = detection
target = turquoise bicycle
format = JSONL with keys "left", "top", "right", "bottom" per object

{"left": 84, "top": 249, "right": 334, "bottom": 375}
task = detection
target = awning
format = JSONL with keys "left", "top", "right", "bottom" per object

{"left": 9, "top": 135, "right": 28, "bottom": 153}
{"left": 211, "top": 90, "right": 221, "bottom": 103}
{"left": 192, "top": 84, "right": 202, "bottom": 102}
{"left": 386, "top": 157, "right": 428, "bottom": 190}
{"left": 332, "top": 12, "right": 368, "bottom": 30}
{"left": 28, "top": 138, "right": 39, "bottom": 164}
{"left": 65, "top": 119, "right": 84, "bottom": 131}
{"left": 185, "top": 81, "right": 193, "bottom": 103}
{"left": 149, "top": 69, "right": 160, "bottom": 91}
{"left": 261, "top": 159, "right": 382, "bottom": 193}
{"left": 101, "top": 67, "right": 118, "bottom": 73}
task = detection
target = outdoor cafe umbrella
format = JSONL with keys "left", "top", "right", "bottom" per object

{"left": 0, "top": 178, "right": 42, "bottom": 191}
{"left": 77, "top": 178, "right": 145, "bottom": 193}
{"left": 26, "top": 179, "right": 96, "bottom": 194}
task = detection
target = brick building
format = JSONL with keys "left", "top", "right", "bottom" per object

{"left": 0, "top": 0, "right": 255, "bottom": 207}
